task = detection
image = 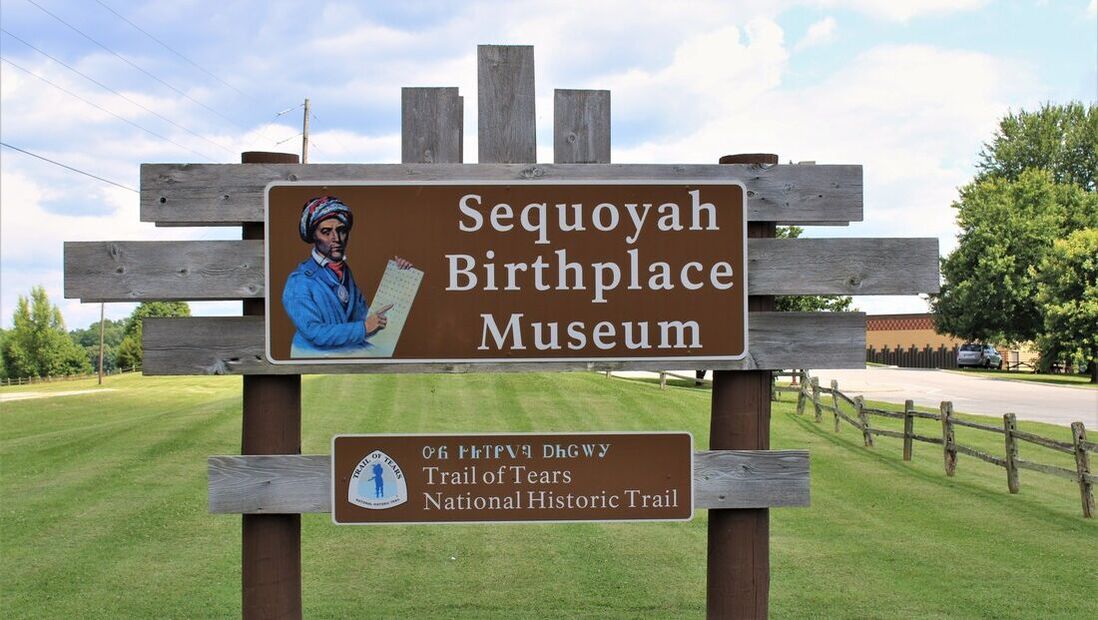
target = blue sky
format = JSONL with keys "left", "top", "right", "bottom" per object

{"left": 1, "top": 0, "right": 1095, "bottom": 329}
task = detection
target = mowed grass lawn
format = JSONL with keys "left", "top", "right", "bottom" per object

{"left": 2, "top": 372, "right": 1095, "bottom": 619}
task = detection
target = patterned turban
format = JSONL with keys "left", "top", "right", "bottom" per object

{"left": 299, "top": 196, "right": 354, "bottom": 243}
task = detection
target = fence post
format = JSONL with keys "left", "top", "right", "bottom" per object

{"left": 795, "top": 371, "right": 808, "bottom": 416}
{"left": 829, "top": 380, "right": 840, "bottom": 429}
{"left": 941, "top": 401, "right": 957, "bottom": 476}
{"left": 1070, "top": 422, "right": 1094, "bottom": 518}
{"left": 902, "top": 399, "right": 915, "bottom": 461}
{"left": 659, "top": 372, "right": 667, "bottom": 390}
{"left": 1003, "top": 413, "right": 1020, "bottom": 494}
{"left": 856, "top": 396, "right": 873, "bottom": 447}
{"left": 810, "top": 377, "right": 822, "bottom": 421}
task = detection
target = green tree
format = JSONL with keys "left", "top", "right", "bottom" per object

{"left": 774, "top": 226, "right": 854, "bottom": 312}
{"left": 933, "top": 170, "right": 1097, "bottom": 347}
{"left": 70, "top": 318, "right": 126, "bottom": 373}
{"left": 116, "top": 302, "right": 191, "bottom": 369}
{"left": 1033, "top": 228, "right": 1098, "bottom": 382}
{"left": 1, "top": 287, "right": 91, "bottom": 378}
{"left": 977, "top": 102, "right": 1097, "bottom": 192}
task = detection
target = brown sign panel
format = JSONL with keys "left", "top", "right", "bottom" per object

{"left": 266, "top": 182, "right": 746, "bottom": 364}
{"left": 332, "top": 433, "right": 694, "bottom": 524}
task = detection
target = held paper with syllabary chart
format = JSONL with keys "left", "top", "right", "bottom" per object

{"left": 367, "top": 260, "right": 424, "bottom": 357}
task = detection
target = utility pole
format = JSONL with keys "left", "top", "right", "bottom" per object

{"left": 98, "top": 302, "right": 105, "bottom": 385}
{"left": 301, "top": 98, "right": 310, "bottom": 164}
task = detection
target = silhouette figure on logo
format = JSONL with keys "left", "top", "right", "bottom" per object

{"left": 369, "top": 463, "right": 385, "bottom": 498}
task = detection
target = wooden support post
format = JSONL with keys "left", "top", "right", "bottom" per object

{"left": 240, "top": 150, "right": 302, "bottom": 620}
{"left": 1003, "top": 413, "right": 1020, "bottom": 494}
{"left": 856, "top": 396, "right": 873, "bottom": 447}
{"left": 902, "top": 399, "right": 915, "bottom": 461}
{"left": 829, "top": 380, "right": 840, "bottom": 429}
{"left": 1070, "top": 422, "right": 1094, "bottom": 518}
{"left": 940, "top": 401, "right": 957, "bottom": 477}
{"left": 707, "top": 152, "right": 778, "bottom": 620}
{"left": 810, "top": 377, "right": 822, "bottom": 423}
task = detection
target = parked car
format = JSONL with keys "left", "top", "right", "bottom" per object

{"left": 957, "top": 343, "right": 1003, "bottom": 369}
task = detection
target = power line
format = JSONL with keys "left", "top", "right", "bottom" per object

{"left": 24, "top": 0, "right": 248, "bottom": 134}
{"left": 1, "top": 28, "right": 235, "bottom": 156}
{"left": 1, "top": 56, "right": 217, "bottom": 161}
{"left": 306, "top": 111, "right": 354, "bottom": 157}
{"left": 91, "top": 0, "right": 253, "bottom": 101}
{"left": 1, "top": 141, "right": 138, "bottom": 193}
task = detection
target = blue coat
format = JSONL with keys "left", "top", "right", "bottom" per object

{"left": 282, "top": 258, "right": 372, "bottom": 357}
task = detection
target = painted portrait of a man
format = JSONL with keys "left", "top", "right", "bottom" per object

{"left": 282, "top": 195, "right": 411, "bottom": 357}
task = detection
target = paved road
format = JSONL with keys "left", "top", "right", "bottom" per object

{"left": 808, "top": 367, "right": 1096, "bottom": 427}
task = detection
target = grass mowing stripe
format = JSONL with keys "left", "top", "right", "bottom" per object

{"left": 3, "top": 373, "right": 1095, "bottom": 619}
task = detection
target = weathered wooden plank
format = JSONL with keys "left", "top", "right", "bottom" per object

{"left": 208, "top": 449, "right": 809, "bottom": 514}
{"left": 1014, "top": 458, "right": 1081, "bottom": 481}
{"left": 478, "top": 45, "right": 536, "bottom": 164}
{"left": 143, "top": 311, "right": 867, "bottom": 375}
{"left": 401, "top": 87, "right": 463, "bottom": 164}
{"left": 955, "top": 443, "right": 1007, "bottom": 467}
{"left": 950, "top": 417, "right": 1006, "bottom": 434}
{"left": 910, "top": 433, "right": 944, "bottom": 445}
{"left": 751, "top": 238, "right": 939, "bottom": 294}
{"left": 554, "top": 89, "right": 611, "bottom": 164}
{"left": 209, "top": 455, "right": 330, "bottom": 514}
{"left": 140, "top": 163, "right": 863, "bottom": 225}
{"left": 692, "top": 450, "right": 810, "bottom": 509}
{"left": 64, "top": 241, "right": 262, "bottom": 301}
{"left": 66, "top": 238, "right": 933, "bottom": 302}
{"left": 1010, "top": 428, "right": 1076, "bottom": 454}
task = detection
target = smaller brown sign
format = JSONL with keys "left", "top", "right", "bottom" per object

{"left": 332, "top": 432, "right": 693, "bottom": 524}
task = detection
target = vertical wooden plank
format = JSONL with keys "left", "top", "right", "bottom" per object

{"left": 707, "top": 152, "right": 779, "bottom": 620}
{"left": 829, "top": 380, "right": 840, "bottom": 428}
{"left": 856, "top": 396, "right": 873, "bottom": 447}
{"left": 478, "top": 45, "right": 536, "bottom": 164}
{"left": 941, "top": 401, "right": 957, "bottom": 477}
{"left": 902, "top": 399, "right": 915, "bottom": 461}
{"left": 1071, "top": 422, "right": 1094, "bottom": 518}
{"left": 239, "top": 151, "right": 302, "bottom": 620}
{"left": 401, "top": 87, "right": 463, "bottom": 164}
{"left": 554, "top": 89, "right": 610, "bottom": 164}
{"left": 1003, "top": 413, "right": 1020, "bottom": 494}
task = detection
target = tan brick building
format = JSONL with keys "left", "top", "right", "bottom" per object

{"left": 866, "top": 313, "right": 962, "bottom": 349}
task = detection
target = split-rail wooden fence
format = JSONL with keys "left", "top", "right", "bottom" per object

{"left": 783, "top": 372, "right": 1096, "bottom": 518}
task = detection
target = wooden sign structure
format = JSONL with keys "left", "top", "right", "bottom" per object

{"left": 64, "top": 45, "right": 940, "bottom": 619}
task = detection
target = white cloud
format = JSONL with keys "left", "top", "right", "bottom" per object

{"left": 811, "top": 0, "right": 990, "bottom": 21}
{"left": 0, "top": 0, "right": 1069, "bottom": 326}
{"left": 795, "top": 17, "right": 838, "bottom": 51}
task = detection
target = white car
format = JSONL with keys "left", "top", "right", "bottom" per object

{"left": 957, "top": 343, "right": 1003, "bottom": 369}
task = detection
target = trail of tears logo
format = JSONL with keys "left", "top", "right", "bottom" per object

{"left": 348, "top": 450, "right": 408, "bottom": 509}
